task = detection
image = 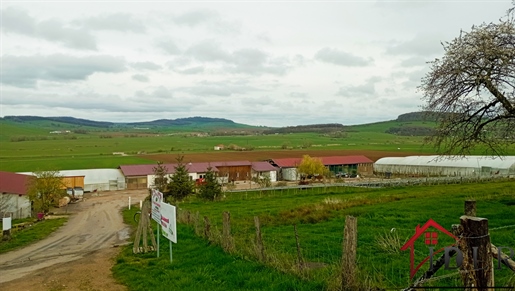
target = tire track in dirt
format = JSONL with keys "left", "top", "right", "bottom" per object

{"left": 0, "top": 190, "right": 148, "bottom": 284}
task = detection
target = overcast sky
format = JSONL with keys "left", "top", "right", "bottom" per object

{"left": 1, "top": 1, "right": 512, "bottom": 127}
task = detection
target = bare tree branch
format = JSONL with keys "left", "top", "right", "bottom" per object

{"left": 420, "top": 7, "right": 515, "bottom": 156}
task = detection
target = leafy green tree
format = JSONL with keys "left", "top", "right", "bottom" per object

{"left": 197, "top": 167, "right": 222, "bottom": 201}
{"left": 152, "top": 161, "right": 169, "bottom": 193}
{"left": 297, "top": 155, "right": 328, "bottom": 180}
{"left": 166, "top": 156, "right": 194, "bottom": 202}
{"left": 27, "top": 170, "right": 65, "bottom": 214}
{"left": 420, "top": 7, "right": 515, "bottom": 155}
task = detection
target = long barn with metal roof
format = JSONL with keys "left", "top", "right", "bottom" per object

{"left": 374, "top": 155, "right": 515, "bottom": 177}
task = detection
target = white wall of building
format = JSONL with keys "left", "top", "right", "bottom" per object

{"left": 19, "top": 169, "right": 126, "bottom": 192}
{"left": 251, "top": 171, "right": 277, "bottom": 182}
{"left": 374, "top": 156, "right": 515, "bottom": 177}
{"left": 0, "top": 194, "right": 31, "bottom": 219}
{"left": 282, "top": 168, "right": 298, "bottom": 181}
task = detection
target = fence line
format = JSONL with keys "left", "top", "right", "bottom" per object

{"left": 224, "top": 175, "right": 514, "bottom": 193}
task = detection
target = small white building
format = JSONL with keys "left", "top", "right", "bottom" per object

{"left": 0, "top": 171, "right": 32, "bottom": 219}
{"left": 20, "top": 169, "right": 126, "bottom": 192}
{"left": 374, "top": 155, "right": 515, "bottom": 177}
{"left": 251, "top": 162, "right": 278, "bottom": 182}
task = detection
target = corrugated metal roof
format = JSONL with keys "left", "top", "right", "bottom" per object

{"left": 211, "top": 161, "right": 252, "bottom": 167}
{"left": 320, "top": 156, "right": 373, "bottom": 165}
{"left": 119, "top": 164, "right": 156, "bottom": 176}
{"left": 252, "top": 162, "right": 277, "bottom": 172}
{"left": 119, "top": 162, "right": 221, "bottom": 176}
{"left": 270, "top": 158, "right": 302, "bottom": 168}
{"left": 0, "top": 171, "right": 31, "bottom": 195}
{"left": 271, "top": 155, "right": 373, "bottom": 168}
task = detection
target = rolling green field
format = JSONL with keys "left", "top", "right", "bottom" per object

{"left": 0, "top": 118, "right": 442, "bottom": 172}
{"left": 115, "top": 181, "right": 515, "bottom": 290}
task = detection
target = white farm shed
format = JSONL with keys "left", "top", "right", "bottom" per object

{"left": 19, "top": 169, "right": 126, "bottom": 192}
{"left": 374, "top": 155, "right": 515, "bottom": 177}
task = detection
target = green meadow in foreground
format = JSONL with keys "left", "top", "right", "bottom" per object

{"left": 114, "top": 180, "right": 515, "bottom": 290}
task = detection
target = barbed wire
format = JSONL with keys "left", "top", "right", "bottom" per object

{"left": 490, "top": 224, "right": 515, "bottom": 231}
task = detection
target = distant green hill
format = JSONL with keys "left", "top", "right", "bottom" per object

{"left": 0, "top": 115, "right": 256, "bottom": 132}
{"left": 0, "top": 111, "right": 437, "bottom": 139}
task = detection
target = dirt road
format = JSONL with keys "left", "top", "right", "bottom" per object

{"left": 0, "top": 190, "right": 148, "bottom": 290}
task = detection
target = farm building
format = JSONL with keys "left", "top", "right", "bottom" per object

{"left": 19, "top": 169, "right": 126, "bottom": 192}
{"left": 212, "top": 161, "right": 252, "bottom": 182}
{"left": 374, "top": 155, "right": 515, "bottom": 177}
{"left": 269, "top": 155, "right": 374, "bottom": 181}
{"left": 251, "top": 162, "right": 277, "bottom": 182}
{"left": 0, "top": 171, "right": 32, "bottom": 219}
{"left": 121, "top": 163, "right": 221, "bottom": 189}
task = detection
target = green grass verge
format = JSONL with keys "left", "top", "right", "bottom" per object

{"left": 113, "top": 181, "right": 515, "bottom": 290}
{"left": 114, "top": 207, "right": 325, "bottom": 291}
{"left": 174, "top": 180, "right": 515, "bottom": 289}
{"left": 0, "top": 217, "right": 68, "bottom": 254}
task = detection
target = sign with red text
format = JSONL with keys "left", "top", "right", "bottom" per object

{"left": 159, "top": 202, "right": 177, "bottom": 243}
{"left": 151, "top": 189, "right": 163, "bottom": 223}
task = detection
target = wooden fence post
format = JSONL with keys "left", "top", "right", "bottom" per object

{"left": 341, "top": 215, "right": 357, "bottom": 290}
{"left": 465, "top": 200, "right": 476, "bottom": 216}
{"left": 293, "top": 224, "right": 304, "bottom": 270}
{"left": 223, "top": 211, "right": 234, "bottom": 252}
{"left": 459, "top": 215, "right": 494, "bottom": 289}
{"left": 254, "top": 216, "right": 265, "bottom": 262}
{"left": 203, "top": 216, "right": 211, "bottom": 240}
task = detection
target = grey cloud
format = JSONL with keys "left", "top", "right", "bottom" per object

{"left": 2, "top": 54, "right": 126, "bottom": 88}
{"left": 315, "top": 47, "right": 373, "bottom": 66}
{"left": 289, "top": 92, "right": 308, "bottom": 98}
{"left": 186, "top": 40, "right": 230, "bottom": 62}
{"left": 2, "top": 7, "right": 97, "bottom": 50}
{"left": 1, "top": 7, "right": 36, "bottom": 35}
{"left": 132, "top": 74, "right": 149, "bottom": 82}
{"left": 400, "top": 56, "right": 429, "bottom": 67}
{"left": 228, "top": 49, "right": 290, "bottom": 75}
{"left": 336, "top": 84, "right": 376, "bottom": 97}
{"left": 38, "top": 19, "right": 97, "bottom": 50}
{"left": 75, "top": 13, "right": 146, "bottom": 32}
{"left": 183, "top": 80, "right": 260, "bottom": 97}
{"left": 2, "top": 87, "right": 197, "bottom": 113}
{"left": 336, "top": 77, "right": 381, "bottom": 97}
{"left": 173, "top": 9, "right": 218, "bottom": 26}
{"left": 185, "top": 42, "right": 292, "bottom": 75}
{"left": 175, "top": 66, "right": 205, "bottom": 75}
{"left": 386, "top": 34, "right": 444, "bottom": 56}
{"left": 130, "top": 61, "right": 162, "bottom": 70}
{"left": 169, "top": 9, "right": 239, "bottom": 34}
{"left": 157, "top": 39, "right": 181, "bottom": 55}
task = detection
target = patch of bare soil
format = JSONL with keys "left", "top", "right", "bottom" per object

{"left": 0, "top": 189, "right": 148, "bottom": 291}
{"left": 0, "top": 248, "right": 125, "bottom": 291}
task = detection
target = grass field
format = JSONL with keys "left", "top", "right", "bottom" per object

{"left": 115, "top": 180, "right": 515, "bottom": 290}
{"left": 2, "top": 117, "right": 514, "bottom": 172}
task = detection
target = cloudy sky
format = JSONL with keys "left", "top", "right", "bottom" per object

{"left": 1, "top": 1, "right": 512, "bottom": 127}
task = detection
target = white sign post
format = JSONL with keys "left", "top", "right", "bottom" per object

{"left": 159, "top": 202, "right": 177, "bottom": 263}
{"left": 151, "top": 189, "right": 164, "bottom": 257}
{"left": 2, "top": 216, "right": 12, "bottom": 231}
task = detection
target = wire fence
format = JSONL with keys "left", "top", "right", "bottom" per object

{"left": 225, "top": 174, "right": 514, "bottom": 193}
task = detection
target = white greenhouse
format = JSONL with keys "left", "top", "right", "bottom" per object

{"left": 374, "top": 156, "right": 515, "bottom": 177}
